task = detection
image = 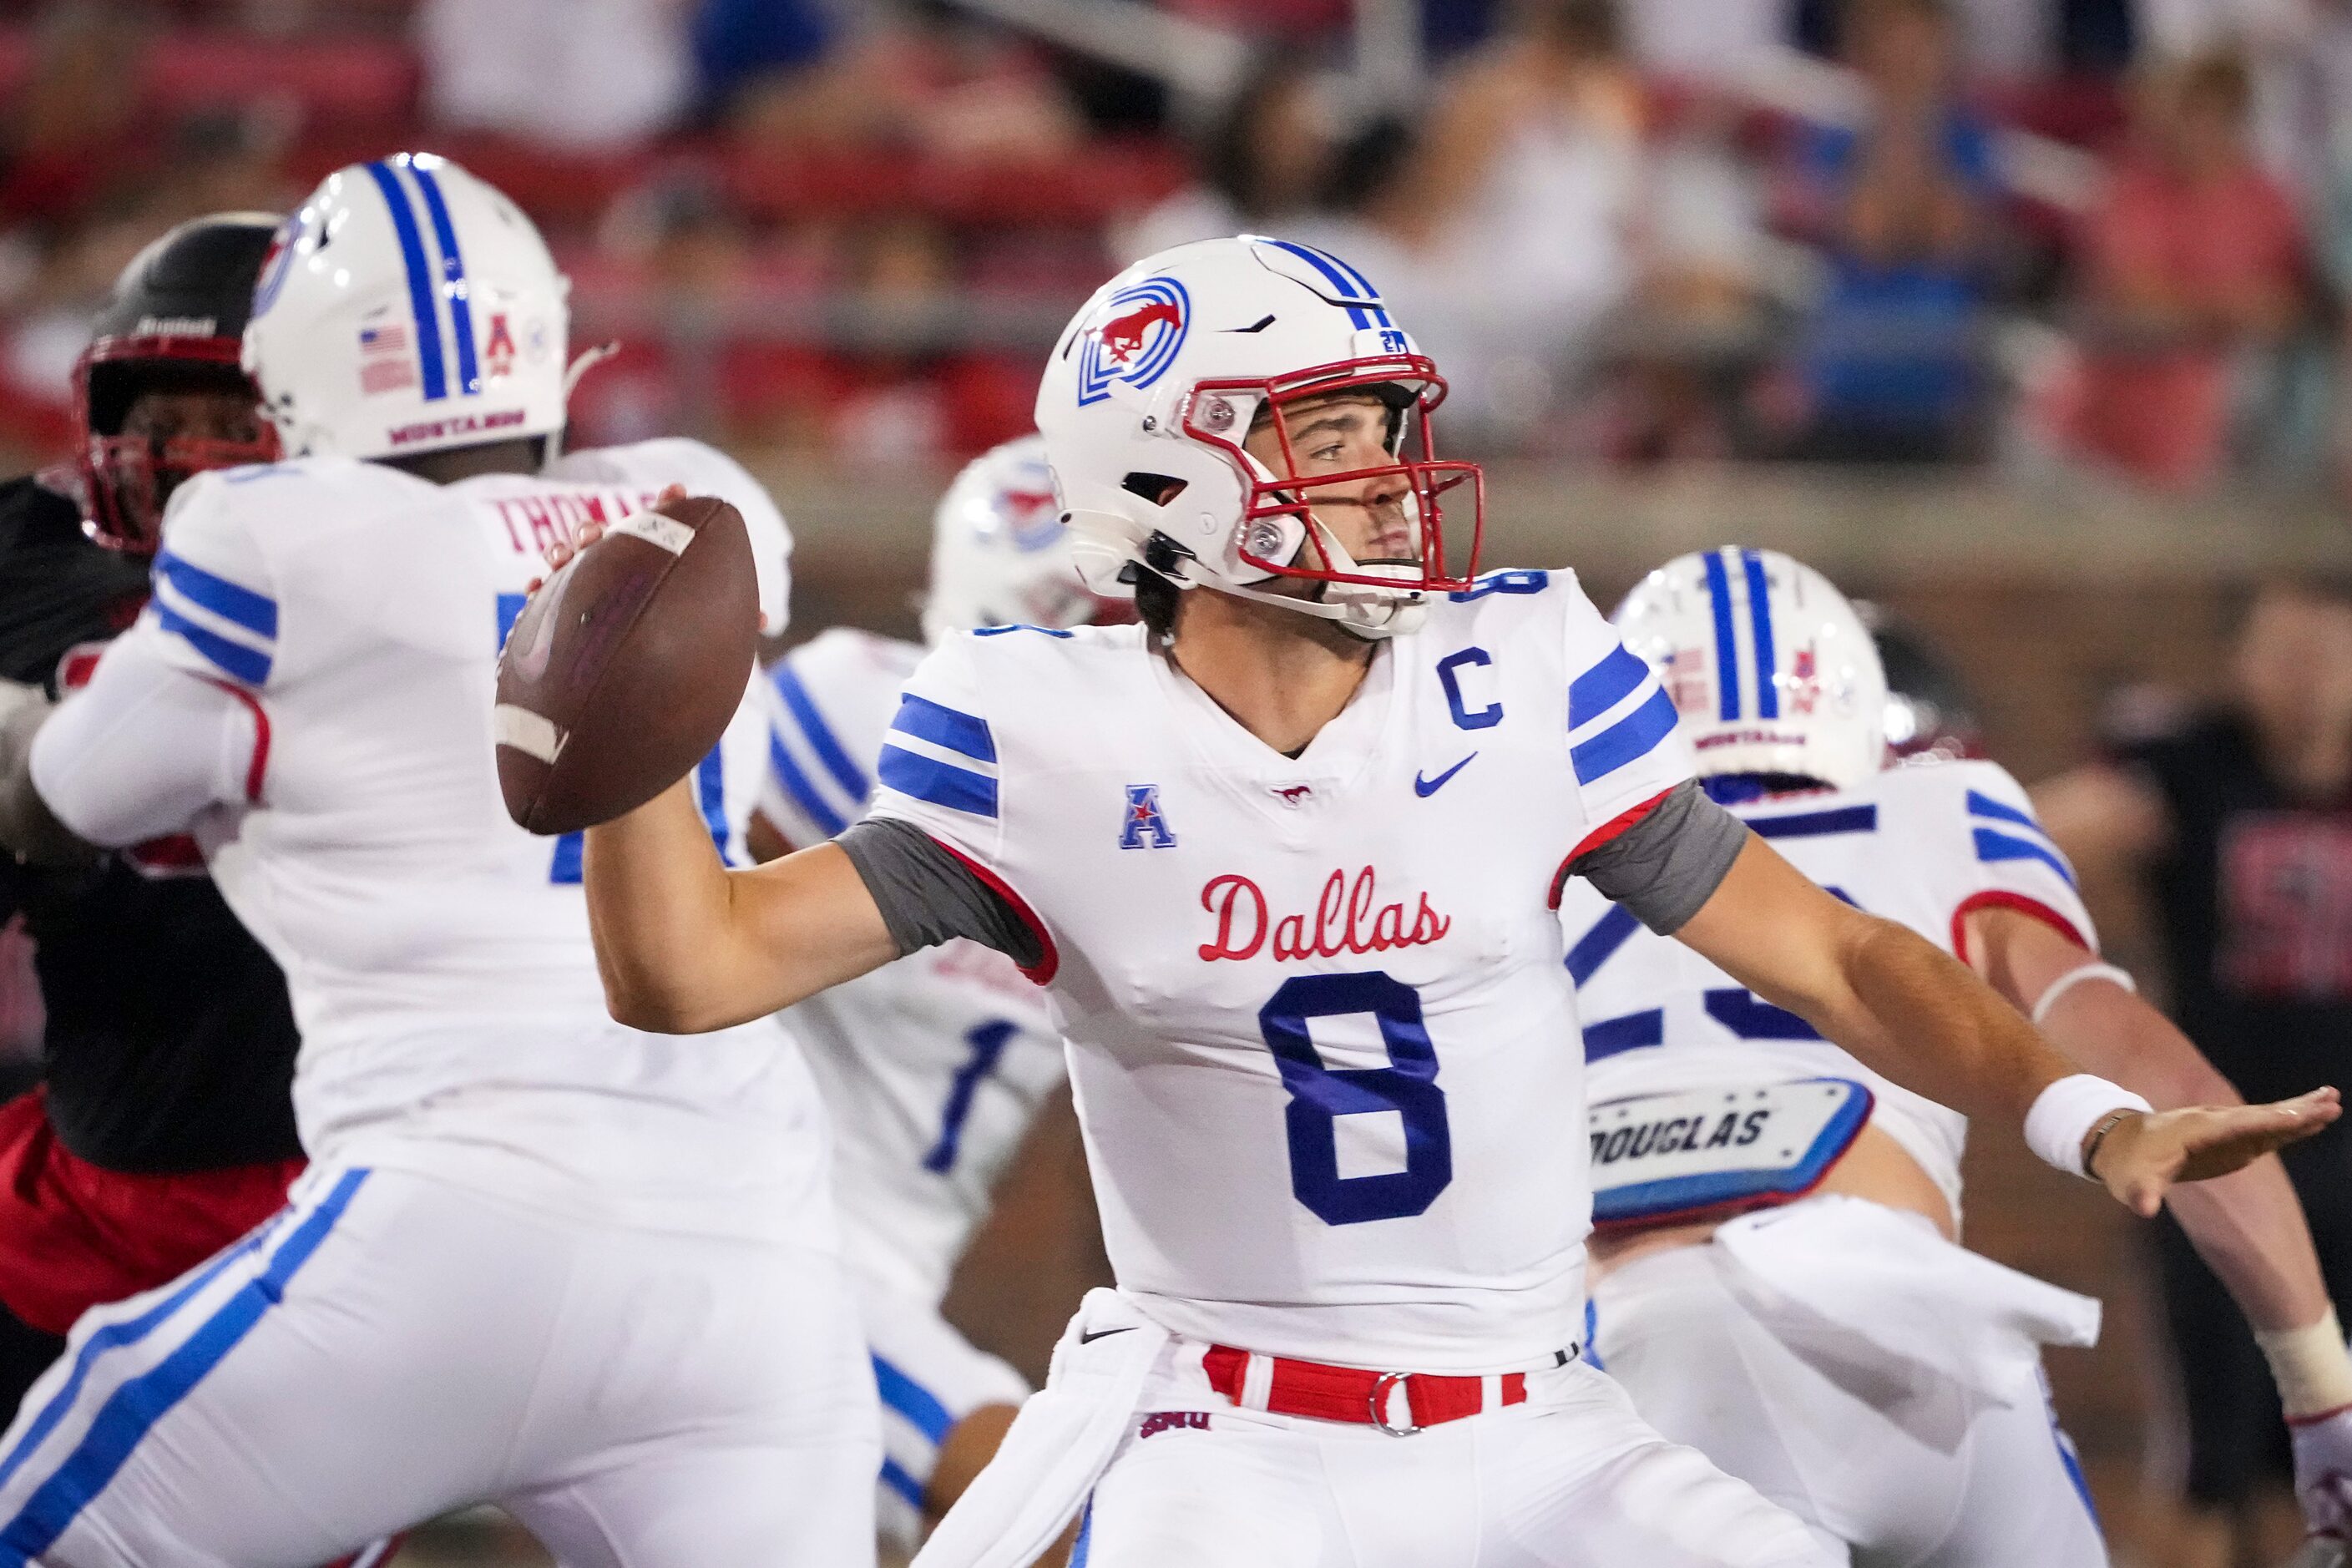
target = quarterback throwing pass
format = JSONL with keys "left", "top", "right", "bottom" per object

{"left": 579, "top": 235, "right": 2334, "bottom": 1568}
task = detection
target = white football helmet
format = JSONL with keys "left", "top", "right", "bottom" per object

{"left": 920, "top": 433, "right": 1132, "bottom": 643}
{"left": 1034, "top": 235, "right": 1481, "bottom": 640}
{"left": 1614, "top": 547, "right": 1889, "bottom": 790}
{"left": 244, "top": 153, "right": 571, "bottom": 462}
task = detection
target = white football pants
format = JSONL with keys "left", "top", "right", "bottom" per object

{"left": 1070, "top": 1338, "right": 1835, "bottom": 1568}
{"left": 0, "top": 1164, "right": 879, "bottom": 1568}
{"left": 1591, "top": 1198, "right": 2107, "bottom": 1568}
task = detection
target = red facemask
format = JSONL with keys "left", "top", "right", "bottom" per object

{"left": 73, "top": 335, "right": 279, "bottom": 555}
{"left": 1181, "top": 353, "right": 1485, "bottom": 595}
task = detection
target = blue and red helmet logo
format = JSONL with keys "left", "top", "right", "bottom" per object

{"left": 1078, "top": 278, "right": 1189, "bottom": 406}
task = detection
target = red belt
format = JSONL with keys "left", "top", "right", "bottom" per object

{"left": 1202, "top": 1344, "right": 1535, "bottom": 1435}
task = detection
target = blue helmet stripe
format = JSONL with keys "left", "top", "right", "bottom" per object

{"left": 1702, "top": 549, "right": 1739, "bottom": 720}
{"left": 1262, "top": 239, "right": 1375, "bottom": 330}
{"left": 362, "top": 161, "right": 447, "bottom": 401}
{"left": 405, "top": 159, "right": 480, "bottom": 397}
{"left": 1742, "top": 549, "right": 1778, "bottom": 719}
{"left": 1308, "top": 242, "right": 1395, "bottom": 327}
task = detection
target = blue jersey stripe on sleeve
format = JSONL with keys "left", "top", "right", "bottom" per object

{"left": 153, "top": 604, "right": 271, "bottom": 685}
{"left": 889, "top": 693, "right": 996, "bottom": 764}
{"left": 1973, "top": 827, "right": 2079, "bottom": 888}
{"left": 1965, "top": 789, "right": 2043, "bottom": 832}
{"left": 878, "top": 745, "right": 998, "bottom": 819}
{"left": 771, "top": 662, "right": 871, "bottom": 802}
{"left": 1564, "top": 904, "right": 1641, "bottom": 985}
{"left": 1571, "top": 687, "right": 1678, "bottom": 786}
{"left": 1747, "top": 804, "right": 1877, "bottom": 839}
{"left": 768, "top": 733, "right": 848, "bottom": 838}
{"left": 871, "top": 1354, "right": 954, "bottom": 1444}
{"left": 155, "top": 552, "right": 276, "bottom": 641}
{"left": 1567, "top": 645, "right": 1649, "bottom": 731}
{"left": 1702, "top": 549, "right": 1739, "bottom": 721}
{"left": 1582, "top": 1009, "right": 1663, "bottom": 1061}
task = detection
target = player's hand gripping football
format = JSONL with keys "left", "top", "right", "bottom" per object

{"left": 527, "top": 482, "right": 685, "bottom": 588}
{"left": 2087, "top": 1089, "right": 2340, "bottom": 1217}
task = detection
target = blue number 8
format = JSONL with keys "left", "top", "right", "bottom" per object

{"left": 1258, "top": 972, "right": 1452, "bottom": 1226}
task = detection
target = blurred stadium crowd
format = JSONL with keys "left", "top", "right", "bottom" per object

{"left": 7, "top": 0, "right": 2352, "bottom": 485}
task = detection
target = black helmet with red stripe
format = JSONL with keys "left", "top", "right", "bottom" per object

{"left": 73, "top": 212, "right": 282, "bottom": 553}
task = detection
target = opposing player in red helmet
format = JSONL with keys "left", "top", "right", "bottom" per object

{"left": 0, "top": 214, "right": 304, "bottom": 1428}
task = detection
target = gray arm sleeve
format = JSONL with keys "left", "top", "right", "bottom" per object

{"left": 836, "top": 816, "right": 1042, "bottom": 969}
{"left": 1569, "top": 779, "right": 1750, "bottom": 935}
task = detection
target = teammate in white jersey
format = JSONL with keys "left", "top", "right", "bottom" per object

{"left": 1565, "top": 549, "right": 2352, "bottom": 1565}
{"left": 570, "top": 235, "right": 2331, "bottom": 1568}
{"left": 759, "top": 434, "right": 1126, "bottom": 1549}
{"left": 0, "top": 155, "right": 876, "bottom": 1567}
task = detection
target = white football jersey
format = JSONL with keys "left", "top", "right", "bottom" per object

{"left": 867, "top": 570, "right": 1694, "bottom": 1372}
{"left": 760, "top": 627, "right": 1063, "bottom": 1302}
{"left": 1563, "top": 758, "right": 2099, "bottom": 1216}
{"left": 121, "top": 438, "right": 826, "bottom": 1240}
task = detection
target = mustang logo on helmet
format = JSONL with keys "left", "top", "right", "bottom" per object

{"left": 1077, "top": 279, "right": 1189, "bottom": 405}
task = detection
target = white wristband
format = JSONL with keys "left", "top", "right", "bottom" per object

{"left": 2257, "top": 1308, "right": 2352, "bottom": 1419}
{"left": 2031, "top": 960, "right": 2137, "bottom": 1025}
{"left": 2026, "top": 1073, "right": 2155, "bottom": 1178}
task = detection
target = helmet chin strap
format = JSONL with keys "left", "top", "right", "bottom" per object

{"left": 1211, "top": 513, "right": 1428, "bottom": 640}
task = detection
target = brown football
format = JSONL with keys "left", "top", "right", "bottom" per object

{"left": 494, "top": 493, "right": 757, "bottom": 836}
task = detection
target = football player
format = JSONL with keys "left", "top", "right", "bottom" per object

{"left": 573, "top": 235, "right": 2333, "bottom": 1568}
{"left": 0, "top": 156, "right": 875, "bottom": 1567}
{"left": 0, "top": 216, "right": 304, "bottom": 1419}
{"left": 1564, "top": 549, "right": 2352, "bottom": 1564}
{"left": 755, "top": 433, "right": 1120, "bottom": 1553}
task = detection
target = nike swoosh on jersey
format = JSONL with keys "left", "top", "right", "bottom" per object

{"left": 1414, "top": 754, "right": 1477, "bottom": 797}
{"left": 1080, "top": 1327, "right": 1138, "bottom": 1343}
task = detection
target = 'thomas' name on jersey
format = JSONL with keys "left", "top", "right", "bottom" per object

{"left": 867, "top": 570, "right": 1693, "bottom": 1373}
{"left": 1561, "top": 758, "right": 2098, "bottom": 1217}
{"left": 761, "top": 627, "right": 1063, "bottom": 1302}
{"left": 110, "top": 438, "right": 822, "bottom": 1239}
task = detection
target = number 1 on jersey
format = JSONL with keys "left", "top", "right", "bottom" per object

{"left": 1258, "top": 972, "right": 1453, "bottom": 1226}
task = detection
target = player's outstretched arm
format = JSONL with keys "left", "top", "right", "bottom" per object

{"left": 1971, "top": 903, "right": 2328, "bottom": 1329}
{"left": 583, "top": 775, "right": 898, "bottom": 1034}
{"left": 1672, "top": 836, "right": 2338, "bottom": 1216}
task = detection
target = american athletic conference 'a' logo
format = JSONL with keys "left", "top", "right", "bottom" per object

{"left": 1077, "top": 278, "right": 1190, "bottom": 406}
